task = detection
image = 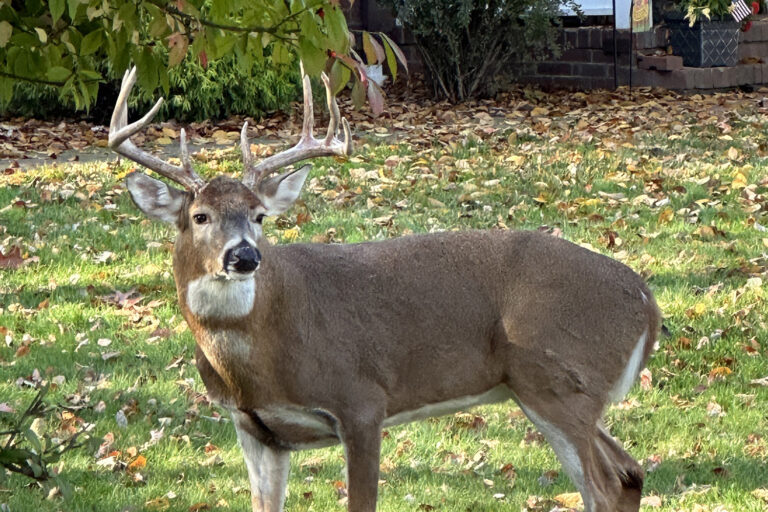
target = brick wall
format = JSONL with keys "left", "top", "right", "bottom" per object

{"left": 520, "top": 21, "right": 768, "bottom": 90}
{"left": 519, "top": 27, "right": 639, "bottom": 89}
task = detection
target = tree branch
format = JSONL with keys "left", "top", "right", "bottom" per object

{"left": 0, "top": 70, "right": 67, "bottom": 87}
{"left": 146, "top": 0, "right": 301, "bottom": 42}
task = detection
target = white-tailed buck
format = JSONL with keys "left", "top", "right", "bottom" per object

{"left": 110, "top": 66, "right": 660, "bottom": 512}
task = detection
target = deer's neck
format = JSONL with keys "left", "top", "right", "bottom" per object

{"left": 174, "top": 249, "right": 289, "bottom": 407}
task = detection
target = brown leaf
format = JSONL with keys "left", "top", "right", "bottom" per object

{"left": 639, "top": 368, "right": 652, "bottom": 391}
{"left": 500, "top": 463, "right": 517, "bottom": 482}
{"left": 295, "top": 212, "right": 312, "bottom": 226}
{"left": 0, "top": 246, "right": 24, "bottom": 269}
{"left": 523, "top": 428, "right": 546, "bottom": 445}
{"left": 332, "top": 480, "right": 348, "bottom": 498}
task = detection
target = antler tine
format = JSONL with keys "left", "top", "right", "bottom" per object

{"left": 320, "top": 76, "right": 352, "bottom": 154}
{"left": 242, "top": 65, "right": 354, "bottom": 189}
{"left": 180, "top": 128, "right": 193, "bottom": 172}
{"left": 299, "top": 73, "right": 315, "bottom": 143}
{"left": 241, "top": 122, "right": 253, "bottom": 169}
{"left": 108, "top": 66, "right": 206, "bottom": 192}
{"left": 321, "top": 72, "right": 339, "bottom": 145}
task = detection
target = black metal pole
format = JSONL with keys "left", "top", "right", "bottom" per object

{"left": 613, "top": 0, "right": 618, "bottom": 88}
{"left": 629, "top": 1, "right": 634, "bottom": 98}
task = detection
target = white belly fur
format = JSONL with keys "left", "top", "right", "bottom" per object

{"left": 383, "top": 385, "right": 513, "bottom": 427}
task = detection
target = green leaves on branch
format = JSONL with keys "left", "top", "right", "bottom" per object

{"left": 0, "top": 0, "right": 407, "bottom": 114}
{"left": 0, "top": 386, "right": 90, "bottom": 496}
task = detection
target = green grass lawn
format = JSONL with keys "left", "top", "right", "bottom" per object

{"left": 1, "top": 89, "right": 768, "bottom": 511}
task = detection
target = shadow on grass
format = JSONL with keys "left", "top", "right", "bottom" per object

{"left": 0, "top": 275, "right": 174, "bottom": 311}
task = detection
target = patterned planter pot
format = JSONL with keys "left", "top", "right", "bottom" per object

{"left": 666, "top": 14, "right": 740, "bottom": 67}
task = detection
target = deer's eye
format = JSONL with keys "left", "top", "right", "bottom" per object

{"left": 193, "top": 213, "right": 208, "bottom": 224}
{"left": 255, "top": 214, "right": 265, "bottom": 224}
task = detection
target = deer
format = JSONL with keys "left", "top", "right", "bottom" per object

{"left": 108, "top": 66, "right": 660, "bottom": 512}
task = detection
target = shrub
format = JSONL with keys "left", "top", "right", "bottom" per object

{"left": 2, "top": 56, "right": 300, "bottom": 123}
{"left": 378, "top": 0, "right": 572, "bottom": 102}
{"left": 129, "top": 57, "right": 301, "bottom": 123}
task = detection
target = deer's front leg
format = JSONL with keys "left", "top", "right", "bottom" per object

{"left": 233, "top": 413, "right": 290, "bottom": 512}
{"left": 341, "top": 419, "right": 383, "bottom": 512}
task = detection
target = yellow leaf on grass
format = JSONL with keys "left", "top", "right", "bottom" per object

{"left": 732, "top": 170, "right": 748, "bottom": 189}
{"left": 282, "top": 227, "right": 300, "bottom": 242}
{"left": 727, "top": 146, "right": 740, "bottom": 161}
{"left": 708, "top": 366, "right": 732, "bottom": 381}
{"left": 658, "top": 207, "right": 674, "bottom": 224}
{"left": 554, "top": 492, "right": 583, "bottom": 508}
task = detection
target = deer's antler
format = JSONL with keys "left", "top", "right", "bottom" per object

{"left": 109, "top": 67, "right": 206, "bottom": 192}
{"left": 241, "top": 68, "right": 352, "bottom": 189}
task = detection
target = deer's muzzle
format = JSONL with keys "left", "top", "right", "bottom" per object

{"left": 224, "top": 241, "right": 261, "bottom": 274}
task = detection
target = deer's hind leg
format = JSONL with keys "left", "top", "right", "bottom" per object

{"left": 500, "top": 338, "right": 643, "bottom": 512}
{"left": 514, "top": 396, "right": 642, "bottom": 512}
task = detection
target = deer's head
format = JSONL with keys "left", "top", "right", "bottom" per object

{"left": 109, "top": 67, "right": 351, "bottom": 289}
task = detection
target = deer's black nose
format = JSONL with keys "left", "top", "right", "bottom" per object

{"left": 224, "top": 241, "right": 261, "bottom": 273}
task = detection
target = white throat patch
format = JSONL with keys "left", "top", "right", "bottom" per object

{"left": 187, "top": 274, "right": 256, "bottom": 319}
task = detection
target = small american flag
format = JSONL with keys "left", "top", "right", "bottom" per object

{"left": 732, "top": 0, "right": 752, "bottom": 21}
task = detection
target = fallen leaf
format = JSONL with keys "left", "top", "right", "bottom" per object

{"left": 708, "top": 366, "right": 732, "bottom": 384}
{"left": 554, "top": 492, "right": 583, "bottom": 508}
{"left": 101, "top": 351, "right": 121, "bottom": 361}
{"left": 0, "top": 246, "right": 23, "bottom": 269}
{"left": 752, "top": 488, "right": 768, "bottom": 503}
{"left": 538, "top": 469, "right": 558, "bottom": 487}
{"left": 639, "top": 368, "right": 652, "bottom": 391}
{"left": 641, "top": 495, "right": 662, "bottom": 507}
{"left": 128, "top": 454, "right": 147, "bottom": 471}
{"left": 145, "top": 497, "right": 170, "bottom": 510}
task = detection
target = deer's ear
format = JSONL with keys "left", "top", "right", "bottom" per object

{"left": 256, "top": 165, "right": 311, "bottom": 216}
{"left": 126, "top": 172, "right": 187, "bottom": 225}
